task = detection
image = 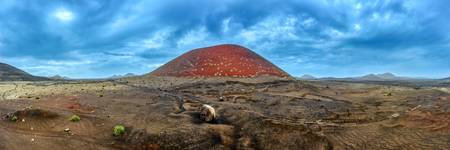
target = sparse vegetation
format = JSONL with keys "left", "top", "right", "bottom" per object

{"left": 69, "top": 115, "right": 80, "bottom": 122}
{"left": 10, "top": 115, "right": 18, "bottom": 122}
{"left": 113, "top": 125, "right": 125, "bottom": 136}
{"left": 385, "top": 92, "right": 392, "bottom": 96}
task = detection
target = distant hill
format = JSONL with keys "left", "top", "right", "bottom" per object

{"left": 298, "top": 74, "right": 316, "bottom": 80}
{"left": 442, "top": 77, "right": 450, "bottom": 82}
{"left": 319, "top": 73, "right": 425, "bottom": 81}
{"left": 49, "top": 75, "right": 71, "bottom": 80}
{"left": 109, "top": 73, "right": 137, "bottom": 79}
{"left": 0, "top": 63, "right": 49, "bottom": 81}
{"left": 358, "top": 73, "right": 403, "bottom": 80}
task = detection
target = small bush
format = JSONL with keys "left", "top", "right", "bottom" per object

{"left": 386, "top": 92, "right": 392, "bottom": 96}
{"left": 69, "top": 115, "right": 81, "bottom": 122}
{"left": 10, "top": 116, "right": 18, "bottom": 122}
{"left": 113, "top": 125, "right": 125, "bottom": 136}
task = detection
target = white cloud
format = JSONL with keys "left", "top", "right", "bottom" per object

{"left": 147, "top": 63, "right": 163, "bottom": 69}
{"left": 3, "top": 53, "right": 97, "bottom": 77}
{"left": 110, "top": 18, "right": 129, "bottom": 30}
{"left": 237, "top": 15, "right": 300, "bottom": 43}
{"left": 301, "top": 17, "right": 316, "bottom": 28}
{"left": 46, "top": 60, "right": 93, "bottom": 66}
{"left": 354, "top": 24, "right": 361, "bottom": 31}
{"left": 222, "top": 18, "right": 231, "bottom": 33}
{"left": 3, "top": 49, "right": 159, "bottom": 78}
{"left": 54, "top": 8, "right": 74, "bottom": 22}
{"left": 324, "top": 28, "right": 344, "bottom": 39}
{"left": 142, "top": 33, "right": 167, "bottom": 49}
{"left": 126, "top": 28, "right": 173, "bottom": 51}
{"left": 177, "top": 27, "right": 210, "bottom": 47}
{"left": 355, "top": 3, "right": 362, "bottom": 10}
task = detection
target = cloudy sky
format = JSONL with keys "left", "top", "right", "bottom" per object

{"left": 0, "top": 0, "right": 449, "bottom": 78}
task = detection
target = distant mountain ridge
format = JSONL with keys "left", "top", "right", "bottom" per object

{"left": 298, "top": 74, "right": 316, "bottom": 80}
{"left": 0, "top": 62, "right": 49, "bottom": 81}
{"left": 358, "top": 73, "right": 406, "bottom": 80}
{"left": 49, "top": 75, "right": 71, "bottom": 80}
{"left": 309, "top": 72, "right": 430, "bottom": 81}
{"left": 109, "top": 73, "right": 137, "bottom": 79}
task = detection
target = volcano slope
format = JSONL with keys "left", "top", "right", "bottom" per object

{"left": 150, "top": 44, "right": 290, "bottom": 78}
{"left": 0, "top": 45, "right": 449, "bottom": 149}
{"left": 0, "top": 63, "right": 49, "bottom": 81}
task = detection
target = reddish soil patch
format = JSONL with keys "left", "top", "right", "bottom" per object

{"left": 64, "top": 102, "right": 95, "bottom": 113}
{"left": 150, "top": 44, "right": 290, "bottom": 77}
{"left": 66, "top": 102, "right": 82, "bottom": 110}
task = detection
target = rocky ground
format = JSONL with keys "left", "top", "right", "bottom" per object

{"left": 0, "top": 77, "right": 449, "bottom": 149}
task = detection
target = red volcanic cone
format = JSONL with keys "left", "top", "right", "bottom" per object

{"left": 150, "top": 44, "right": 290, "bottom": 78}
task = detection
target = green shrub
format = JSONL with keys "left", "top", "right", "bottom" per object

{"left": 69, "top": 115, "right": 81, "bottom": 122}
{"left": 113, "top": 125, "right": 125, "bottom": 136}
{"left": 10, "top": 116, "right": 18, "bottom": 122}
{"left": 386, "top": 92, "right": 392, "bottom": 96}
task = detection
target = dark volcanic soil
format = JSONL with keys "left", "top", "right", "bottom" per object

{"left": 0, "top": 78, "right": 449, "bottom": 149}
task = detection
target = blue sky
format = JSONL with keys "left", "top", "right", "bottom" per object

{"left": 0, "top": 0, "right": 449, "bottom": 78}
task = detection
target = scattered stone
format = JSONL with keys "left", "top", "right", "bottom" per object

{"left": 200, "top": 104, "right": 216, "bottom": 122}
{"left": 238, "top": 137, "right": 253, "bottom": 149}
{"left": 64, "top": 128, "right": 70, "bottom": 132}
{"left": 391, "top": 113, "right": 400, "bottom": 118}
{"left": 410, "top": 105, "right": 422, "bottom": 111}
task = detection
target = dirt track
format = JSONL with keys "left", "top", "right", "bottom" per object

{"left": 0, "top": 77, "right": 449, "bottom": 149}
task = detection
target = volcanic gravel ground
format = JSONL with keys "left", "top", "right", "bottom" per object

{"left": 0, "top": 78, "right": 449, "bottom": 149}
